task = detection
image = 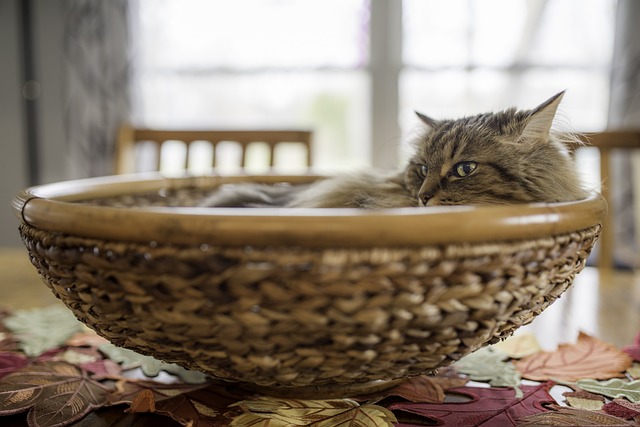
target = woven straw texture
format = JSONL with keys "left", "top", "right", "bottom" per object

{"left": 19, "top": 219, "right": 600, "bottom": 390}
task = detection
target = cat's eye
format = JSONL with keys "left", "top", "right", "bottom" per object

{"left": 418, "top": 164, "right": 428, "bottom": 178}
{"left": 453, "top": 161, "right": 477, "bottom": 178}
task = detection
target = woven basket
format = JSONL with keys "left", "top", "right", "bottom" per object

{"left": 13, "top": 174, "right": 606, "bottom": 397}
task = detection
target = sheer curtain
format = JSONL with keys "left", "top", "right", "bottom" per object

{"left": 609, "top": 0, "right": 640, "bottom": 267}
{"left": 64, "top": 0, "right": 130, "bottom": 178}
{"left": 400, "top": 0, "right": 614, "bottom": 137}
{"left": 129, "top": 0, "right": 615, "bottom": 174}
{"left": 128, "top": 0, "right": 370, "bottom": 174}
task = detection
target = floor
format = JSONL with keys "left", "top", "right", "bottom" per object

{"left": 1, "top": 247, "right": 638, "bottom": 350}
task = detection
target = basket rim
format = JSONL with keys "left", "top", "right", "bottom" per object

{"left": 13, "top": 173, "right": 607, "bottom": 248}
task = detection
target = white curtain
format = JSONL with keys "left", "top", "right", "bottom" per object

{"left": 609, "top": 0, "right": 640, "bottom": 267}
{"left": 64, "top": 0, "right": 130, "bottom": 178}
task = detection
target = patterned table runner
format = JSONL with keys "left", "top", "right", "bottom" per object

{"left": 1, "top": 305, "right": 640, "bottom": 426}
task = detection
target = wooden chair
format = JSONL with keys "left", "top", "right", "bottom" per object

{"left": 573, "top": 130, "right": 640, "bottom": 269}
{"left": 114, "top": 124, "right": 313, "bottom": 174}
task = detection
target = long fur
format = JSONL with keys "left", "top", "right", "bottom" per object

{"left": 200, "top": 93, "right": 587, "bottom": 209}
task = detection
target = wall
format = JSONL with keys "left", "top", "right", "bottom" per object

{"left": 0, "top": 0, "right": 28, "bottom": 247}
{"left": 0, "top": 0, "right": 67, "bottom": 247}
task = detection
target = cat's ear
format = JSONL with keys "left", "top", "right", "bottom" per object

{"left": 520, "top": 91, "right": 565, "bottom": 142}
{"left": 415, "top": 111, "right": 439, "bottom": 129}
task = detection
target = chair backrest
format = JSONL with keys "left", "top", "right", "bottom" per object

{"left": 572, "top": 130, "right": 640, "bottom": 269}
{"left": 115, "top": 125, "right": 313, "bottom": 175}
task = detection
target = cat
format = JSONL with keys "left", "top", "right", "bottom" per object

{"left": 200, "top": 91, "right": 588, "bottom": 209}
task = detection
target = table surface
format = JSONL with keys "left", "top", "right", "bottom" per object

{"left": 1, "top": 247, "right": 639, "bottom": 348}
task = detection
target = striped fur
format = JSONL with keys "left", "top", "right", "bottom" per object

{"left": 201, "top": 92, "right": 587, "bottom": 208}
{"left": 404, "top": 92, "right": 587, "bottom": 206}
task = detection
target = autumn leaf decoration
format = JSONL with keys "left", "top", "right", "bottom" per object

{"left": 492, "top": 333, "right": 542, "bottom": 359}
{"left": 229, "top": 397, "right": 397, "bottom": 427}
{"left": 3, "top": 306, "right": 84, "bottom": 357}
{"left": 454, "top": 346, "right": 524, "bottom": 398}
{"left": 5, "top": 304, "right": 640, "bottom": 427}
{"left": 628, "top": 364, "right": 640, "bottom": 379}
{"left": 518, "top": 404, "right": 638, "bottom": 426}
{"left": 574, "top": 378, "right": 640, "bottom": 403}
{"left": 125, "top": 386, "right": 238, "bottom": 427}
{"left": 99, "top": 343, "right": 209, "bottom": 384}
{"left": 603, "top": 398, "right": 640, "bottom": 421}
{"left": 513, "top": 332, "right": 633, "bottom": 381}
{"left": 0, "top": 352, "right": 29, "bottom": 380}
{"left": 353, "top": 374, "right": 467, "bottom": 405}
{"left": 623, "top": 331, "right": 640, "bottom": 362}
{"left": 0, "top": 361, "right": 113, "bottom": 426}
{"left": 562, "top": 390, "right": 606, "bottom": 411}
{"left": 389, "top": 383, "right": 555, "bottom": 427}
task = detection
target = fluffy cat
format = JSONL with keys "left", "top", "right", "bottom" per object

{"left": 200, "top": 92, "right": 587, "bottom": 209}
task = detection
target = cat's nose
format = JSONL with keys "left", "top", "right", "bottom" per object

{"left": 419, "top": 192, "right": 435, "bottom": 206}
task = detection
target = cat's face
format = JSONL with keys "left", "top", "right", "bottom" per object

{"left": 404, "top": 92, "right": 586, "bottom": 206}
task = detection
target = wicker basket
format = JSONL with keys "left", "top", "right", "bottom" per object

{"left": 13, "top": 174, "right": 606, "bottom": 397}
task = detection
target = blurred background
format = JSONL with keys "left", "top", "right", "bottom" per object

{"left": 1, "top": 0, "right": 638, "bottom": 266}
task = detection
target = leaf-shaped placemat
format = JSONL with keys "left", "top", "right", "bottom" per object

{"left": 517, "top": 404, "right": 635, "bottom": 426}
{"left": 0, "top": 310, "right": 10, "bottom": 329}
{"left": 576, "top": 378, "right": 640, "bottom": 403}
{"left": 514, "top": 332, "right": 633, "bottom": 382}
{"left": 99, "top": 343, "right": 208, "bottom": 384}
{"left": 603, "top": 398, "right": 640, "bottom": 420}
{"left": 628, "top": 364, "right": 640, "bottom": 379}
{"left": 388, "top": 383, "right": 554, "bottom": 427}
{"left": 563, "top": 390, "right": 605, "bottom": 410}
{"left": 0, "top": 332, "right": 18, "bottom": 352}
{"left": 108, "top": 379, "right": 216, "bottom": 406}
{"left": 57, "top": 348, "right": 101, "bottom": 366}
{"left": 3, "top": 306, "right": 84, "bottom": 357}
{"left": 493, "top": 334, "right": 542, "bottom": 359}
{"left": 0, "top": 352, "right": 29, "bottom": 380}
{"left": 0, "top": 361, "right": 113, "bottom": 427}
{"left": 61, "top": 405, "right": 177, "bottom": 427}
{"left": 454, "top": 347, "right": 523, "bottom": 398}
{"left": 230, "top": 397, "right": 397, "bottom": 427}
{"left": 431, "top": 366, "right": 470, "bottom": 390}
{"left": 354, "top": 376, "right": 447, "bottom": 404}
{"left": 127, "top": 387, "right": 234, "bottom": 427}
{"left": 65, "top": 331, "right": 109, "bottom": 348}
{"left": 80, "top": 359, "right": 122, "bottom": 380}
{"left": 388, "top": 376, "right": 447, "bottom": 403}
{"left": 623, "top": 332, "right": 640, "bottom": 363}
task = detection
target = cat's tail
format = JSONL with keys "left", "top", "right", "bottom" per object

{"left": 199, "top": 183, "right": 308, "bottom": 207}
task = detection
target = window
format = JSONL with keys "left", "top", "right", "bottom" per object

{"left": 131, "top": 0, "right": 370, "bottom": 173}
{"left": 131, "top": 0, "right": 616, "bottom": 183}
{"left": 401, "top": 0, "right": 616, "bottom": 189}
